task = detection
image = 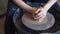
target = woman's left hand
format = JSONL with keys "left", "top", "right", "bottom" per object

{"left": 34, "top": 7, "right": 47, "bottom": 20}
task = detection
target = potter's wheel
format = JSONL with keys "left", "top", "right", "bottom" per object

{"left": 22, "top": 12, "right": 55, "bottom": 30}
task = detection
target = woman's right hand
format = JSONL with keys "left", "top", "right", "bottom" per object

{"left": 27, "top": 8, "right": 40, "bottom": 20}
{"left": 27, "top": 8, "right": 37, "bottom": 19}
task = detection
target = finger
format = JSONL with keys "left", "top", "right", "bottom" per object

{"left": 37, "top": 8, "right": 43, "bottom": 15}
{"left": 36, "top": 14, "right": 46, "bottom": 20}
{"left": 34, "top": 13, "right": 42, "bottom": 19}
{"left": 38, "top": 15, "right": 45, "bottom": 22}
{"left": 36, "top": 15, "right": 43, "bottom": 19}
{"left": 40, "top": 15, "right": 45, "bottom": 20}
{"left": 34, "top": 15, "right": 43, "bottom": 20}
{"left": 35, "top": 8, "right": 41, "bottom": 13}
{"left": 35, "top": 7, "right": 43, "bottom": 14}
{"left": 34, "top": 14, "right": 41, "bottom": 18}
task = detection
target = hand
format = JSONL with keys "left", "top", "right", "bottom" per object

{"left": 27, "top": 8, "right": 38, "bottom": 19}
{"left": 27, "top": 7, "right": 47, "bottom": 21}
{"left": 34, "top": 7, "right": 47, "bottom": 21}
{"left": 27, "top": 7, "right": 42, "bottom": 20}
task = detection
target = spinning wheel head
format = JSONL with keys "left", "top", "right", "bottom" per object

{"left": 22, "top": 12, "right": 55, "bottom": 30}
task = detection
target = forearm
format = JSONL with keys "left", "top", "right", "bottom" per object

{"left": 13, "top": 0, "right": 35, "bottom": 12}
{"left": 42, "top": 0, "right": 57, "bottom": 12}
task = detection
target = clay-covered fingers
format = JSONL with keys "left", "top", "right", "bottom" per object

{"left": 39, "top": 15, "right": 46, "bottom": 21}
{"left": 34, "top": 7, "right": 43, "bottom": 18}
{"left": 34, "top": 14, "right": 43, "bottom": 20}
{"left": 35, "top": 7, "right": 43, "bottom": 13}
{"left": 34, "top": 11, "right": 47, "bottom": 20}
{"left": 31, "top": 7, "right": 44, "bottom": 20}
{"left": 35, "top": 8, "right": 41, "bottom": 13}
